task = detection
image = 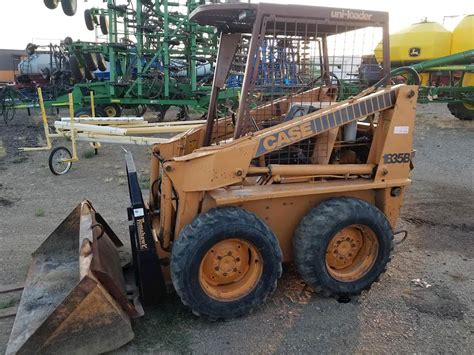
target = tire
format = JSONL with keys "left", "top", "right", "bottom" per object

{"left": 99, "top": 15, "right": 109, "bottom": 35}
{"left": 135, "top": 104, "right": 147, "bottom": 117}
{"left": 84, "top": 67, "right": 95, "bottom": 81}
{"left": 447, "top": 102, "right": 474, "bottom": 121}
{"left": 157, "top": 105, "right": 170, "bottom": 122}
{"left": 61, "top": 0, "right": 77, "bottom": 16}
{"left": 293, "top": 197, "right": 394, "bottom": 297}
{"left": 84, "top": 9, "right": 95, "bottom": 31}
{"left": 64, "top": 36, "right": 73, "bottom": 46}
{"left": 44, "top": 0, "right": 58, "bottom": 10}
{"left": 75, "top": 108, "right": 106, "bottom": 118}
{"left": 97, "top": 53, "right": 107, "bottom": 72}
{"left": 83, "top": 53, "right": 98, "bottom": 72}
{"left": 49, "top": 147, "right": 72, "bottom": 175}
{"left": 69, "top": 55, "right": 84, "bottom": 82}
{"left": 171, "top": 207, "right": 282, "bottom": 320}
{"left": 100, "top": 104, "right": 122, "bottom": 117}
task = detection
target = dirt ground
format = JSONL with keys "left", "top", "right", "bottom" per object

{"left": 0, "top": 103, "right": 472, "bottom": 353}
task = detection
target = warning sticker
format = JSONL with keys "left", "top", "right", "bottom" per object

{"left": 394, "top": 126, "right": 409, "bottom": 134}
{"left": 133, "top": 208, "right": 145, "bottom": 217}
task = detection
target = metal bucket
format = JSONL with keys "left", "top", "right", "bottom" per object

{"left": 6, "top": 201, "right": 139, "bottom": 354}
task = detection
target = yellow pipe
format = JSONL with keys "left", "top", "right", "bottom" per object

{"left": 62, "top": 93, "right": 79, "bottom": 163}
{"left": 247, "top": 164, "right": 375, "bottom": 177}
{"left": 90, "top": 91, "right": 96, "bottom": 118}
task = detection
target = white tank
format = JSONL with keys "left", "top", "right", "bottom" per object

{"left": 18, "top": 53, "right": 58, "bottom": 76}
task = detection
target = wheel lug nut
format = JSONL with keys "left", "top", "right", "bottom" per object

{"left": 233, "top": 268, "right": 238, "bottom": 272}
{"left": 214, "top": 266, "right": 219, "bottom": 271}
{"left": 236, "top": 257, "right": 240, "bottom": 262}
{"left": 227, "top": 251, "right": 232, "bottom": 256}
{"left": 217, "top": 256, "right": 222, "bottom": 260}
{"left": 223, "top": 273, "right": 227, "bottom": 276}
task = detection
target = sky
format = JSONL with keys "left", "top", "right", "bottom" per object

{"left": 0, "top": 0, "right": 472, "bottom": 49}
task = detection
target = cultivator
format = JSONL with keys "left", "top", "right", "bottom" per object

{"left": 1, "top": 0, "right": 235, "bottom": 120}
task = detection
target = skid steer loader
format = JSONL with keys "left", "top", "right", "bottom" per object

{"left": 7, "top": 3, "right": 419, "bottom": 354}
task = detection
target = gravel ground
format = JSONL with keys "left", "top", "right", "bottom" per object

{"left": 0, "top": 103, "right": 472, "bottom": 353}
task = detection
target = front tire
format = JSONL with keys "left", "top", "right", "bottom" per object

{"left": 294, "top": 197, "right": 394, "bottom": 297}
{"left": 49, "top": 146, "right": 72, "bottom": 175}
{"left": 171, "top": 207, "right": 282, "bottom": 320}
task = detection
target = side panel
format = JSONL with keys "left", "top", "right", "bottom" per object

{"left": 203, "top": 189, "right": 375, "bottom": 262}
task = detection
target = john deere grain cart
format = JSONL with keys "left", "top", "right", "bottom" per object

{"left": 375, "top": 15, "right": 474, "bottom": 120}
{"left": 7, "top": 3, "right": 419, "bottom": 354}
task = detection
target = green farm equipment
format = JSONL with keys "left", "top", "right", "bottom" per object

{"left": 2, "top": 0, "right": 239, "bottom": 121}
{"left": 391, "top": 49, "right": 474, "bottom": 120}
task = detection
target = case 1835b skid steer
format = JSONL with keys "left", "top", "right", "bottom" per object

{"left": 7, "top": 3, "right": 419, "bottom": 354}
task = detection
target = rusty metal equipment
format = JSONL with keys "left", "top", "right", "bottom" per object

{"left": 7, "top": 3, "right": 419, "bottom": 354}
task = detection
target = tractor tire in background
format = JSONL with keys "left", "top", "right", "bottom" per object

{"left": 61, "top": 0, "right": 77, "bottom": 16}
{"left": 294, "top": 197, "right": 394, "bottom": 298}
{"left": 156, "top": 105, "right": 170, "bottom": 121}
{"left": 100, "top": 15, "right": 109, "bottom": 35}
{"left": 135, "top": 104, "right": 148, "bottom": 117}
{"left": 97, "top": 53, "right": 107, "bottom": 71}
{"left": 447, "top": 102, "right": 474, "bottom": 121}
{"left": 64, "top": 36, "right": 73, "bottom": 46}
{"left": 171, "top": 207, "right": 282, "bottom": 320}
{"left": 44, "top": 0, "right": 59, "bottom": 10}
{"left": 100, "top": 104, "right": 122, "bottom": 117}
{"left": 84, "top": 9, "right": 95, "bottom": 31}
{"left": 84, "top": 53, "right": 98, "bottom": 72}
{"left": 69, "top": 55, "right": 85, "bottom": 82}
{"left": 84, "top": 67, "right": 95, "bottom": 81}
{"left": 75, "top": 108, "right": 107, "bottom": 118}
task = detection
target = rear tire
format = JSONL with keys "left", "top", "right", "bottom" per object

{"left": 44, "top": 0, "right": 59, "bottom": 10}
{"left": 293, "top": 197, "right": 394, "bottom": 297}
{"left": 171, "top": 207, "right": 282, "bottom": 320}
{"left": 61, "top": 0, "right": 77, "bottom": 16}
{"left": 447, "top": 102, "right": 474, "bottom": 121}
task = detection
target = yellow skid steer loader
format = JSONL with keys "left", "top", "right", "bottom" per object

{"left": 7, "top": 3, "right": 419, "bottom": 354}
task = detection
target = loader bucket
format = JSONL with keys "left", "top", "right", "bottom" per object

{"left": 6, "top": 201, "right": 139, "bottom": 355}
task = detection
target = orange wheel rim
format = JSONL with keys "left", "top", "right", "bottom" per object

{"left": 199, "top": 238, "right": 263, "bottom": 301}
{"left": 325, "top": 224, "right": 379, "bottom": 282}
